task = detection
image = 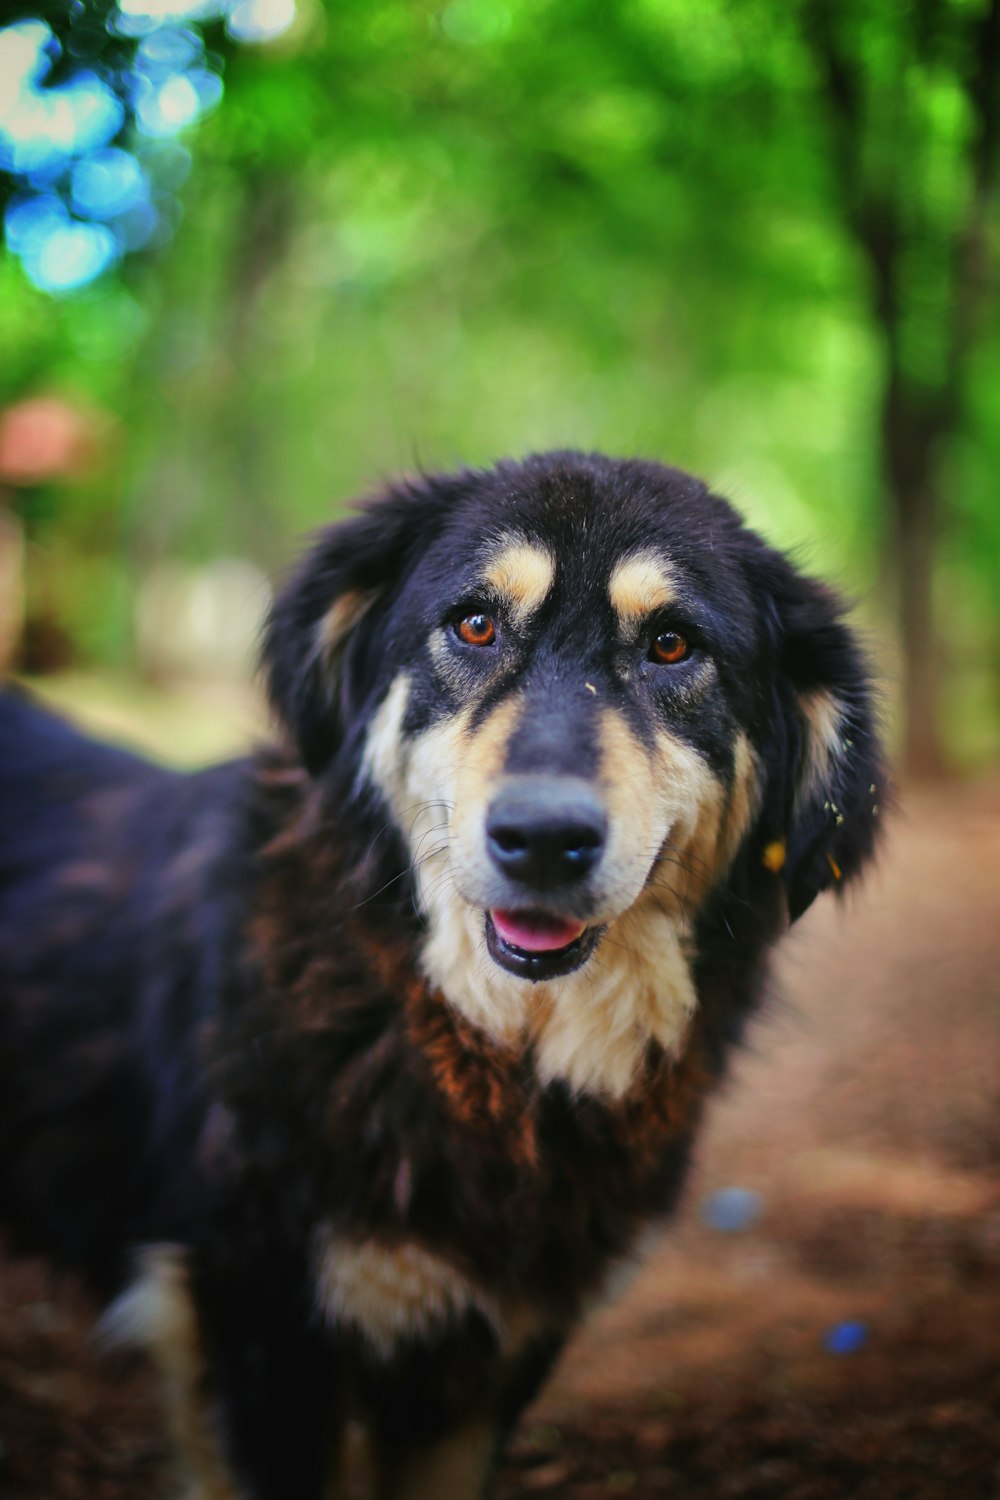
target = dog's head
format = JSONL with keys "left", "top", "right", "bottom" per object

{"left": 265, "top": 453, "right": 883, "bottom": 1096}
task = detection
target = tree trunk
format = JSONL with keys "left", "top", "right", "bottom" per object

{"left": 803, "top": 0, "right": 1000, "bottom": 778}
{"left": 894, "top": 483, "right": 942, "bottom": 778}
{"left": 880, "top": 386, "right": 944, "bottom": 777}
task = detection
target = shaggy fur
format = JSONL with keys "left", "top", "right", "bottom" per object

{"left": 0, "top": 452, "right": 884, "bottom": 1499}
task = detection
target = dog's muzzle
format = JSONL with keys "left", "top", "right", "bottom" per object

{"left": 481, "top": 777, "right": 608, "bottom": 981}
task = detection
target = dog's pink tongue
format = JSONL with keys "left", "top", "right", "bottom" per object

{"left": 491, "top": 909, "right": 585, "bottom": 952}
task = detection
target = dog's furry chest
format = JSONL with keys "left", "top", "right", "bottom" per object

{"left": 213, "top": 916, "right": 705, "bottom": 1344}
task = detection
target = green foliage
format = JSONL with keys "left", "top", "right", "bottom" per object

{"left": 2, "top": 0, "right": 998, "bottom": 764}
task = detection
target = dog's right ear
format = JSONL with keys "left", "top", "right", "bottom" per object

{"left": 263, "top": 478, "right": 450, "bottom": 774}
{"left": 744, "top": 544, "right": 886, "bottom": 923}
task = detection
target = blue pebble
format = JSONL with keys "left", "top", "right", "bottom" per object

{"left": 824, "top": 1320, "right": 869, "bottom": 1355}
{"left": 700, "top": 1186, "right": 763, "bottom": 1233}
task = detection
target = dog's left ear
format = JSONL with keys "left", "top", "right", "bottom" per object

{"left": 749, "top": 547, "right": 886, "bottom": 922}
{"left": 263, "top": 477, "right": 450, "bottom": 774}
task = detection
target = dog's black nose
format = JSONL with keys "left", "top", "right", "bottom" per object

{"left": 486, "top": 779, "right": 607, "bottom": 889}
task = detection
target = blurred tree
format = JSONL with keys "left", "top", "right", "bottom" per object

{"left": 803, "top": 0, "right": 1000, "bottom": 774}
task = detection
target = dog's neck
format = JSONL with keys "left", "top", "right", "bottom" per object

{"left": 415, "top": 885, "right": 698, "bottom": 1100}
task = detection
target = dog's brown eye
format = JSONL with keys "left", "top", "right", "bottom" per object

{"left": 650, "top": 631, "right": 690, "bottom": 665}
{"left": 457, "top": 614, "right": 496, "bottom": 647}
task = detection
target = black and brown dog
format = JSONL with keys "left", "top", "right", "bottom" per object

{"left": 0, "top": 452, "right": 883, "bottom": 1499}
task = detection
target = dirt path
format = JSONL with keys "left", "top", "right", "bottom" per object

{"left": 2, "top": 781, "right": 999, "bottom": 1498}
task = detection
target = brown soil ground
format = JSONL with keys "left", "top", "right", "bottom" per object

{"left": 2, "top": 780, "right": 999, "bottom": 1499}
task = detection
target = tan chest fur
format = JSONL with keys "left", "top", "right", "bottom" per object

{"left": 314, "top": 1231, "right": 510, "bottom": 1359}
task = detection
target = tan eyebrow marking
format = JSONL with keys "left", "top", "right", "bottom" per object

{"left": 480, "top": 539, "right": 556, "bottom": 625}
{"left": 607, "top": 550, "right": 679, "bottom": 633}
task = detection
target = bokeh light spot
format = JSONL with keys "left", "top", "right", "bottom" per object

{"left": 0, "top": 53, "right": 124, "bottom": 177}
{"left": 135, "top": 67, "right": 222, "bottom": 135}
{"left": 227, "top": 0, "right": 296, "bottom": 44}
{"left": 1, "top": 5, "right": 244, "bottom": 293}
{"left": 136, "top": 25, "right": 203, "bottom": 74}
{"left": 117, "top": 0, "right": 229, "bottom": 25}
{"left": 22, "top": 217, "right": 119, "bottom": 292}
{"left": 0, "top": 20, "right": 56, "bottom": 107}
{"left": 5, "top": 192, "right": 67, "bottom": 255}
{"left": 114, "top": 199, "right": 161, "bottom": 249}
{"left": 71, "top": 146, "right": 148, "bottom": 219}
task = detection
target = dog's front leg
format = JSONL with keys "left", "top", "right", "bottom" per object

{"left": 117, "top": 1245, "right": 344, "bottom": 1500}
{"left": 198, "top": 1270, "right": 346, "bottom": 1500}
{"left": 363, "top": 1332, "right": 564, "bottom": 1500}
{"left": 105, "top": 1246, "right": 245, "bottom": 1500}
{"left": 371, "top": 1416, "right": 501, "bottom": 1500}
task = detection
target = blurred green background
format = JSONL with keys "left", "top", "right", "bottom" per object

{"left": 1, "top": 0, "right": 998, "bottom": 774}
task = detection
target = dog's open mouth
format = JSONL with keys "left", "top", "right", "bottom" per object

{"left": 485, "top": 908, "right": 602, "bottom": 981}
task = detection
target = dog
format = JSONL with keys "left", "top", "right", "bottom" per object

{"left": 0, "top": 451, "right": 883, "bottom": 1499}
